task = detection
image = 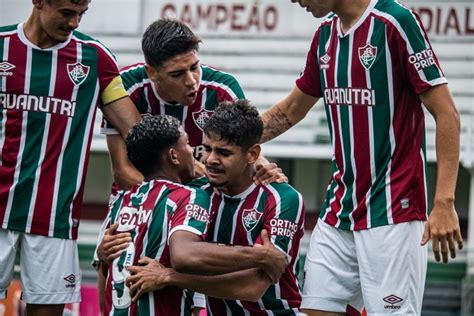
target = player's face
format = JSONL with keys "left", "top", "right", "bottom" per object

{"left": 290, "top": 0, "right": 335, "bottom": 18}
{"left": 203, "top": 133, "right": 254, "bottom": 195}
{"left": 175, "top": 128, "right": 195, "bottom": 184}
{"left": 35, "top": 0, "right": 89, "bottom": 47}
{"left": 152, "top": 50, "right": 202, "bottom": 106}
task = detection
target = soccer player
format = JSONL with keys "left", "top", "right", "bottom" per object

{"left": 94, "top": 18, "right": 284, "bottom": 314}
{"left": 126, "top": 100, "right": 305, "bottom": 315}
{"left": 0, "top": 1, "right": 139, "bottom": 315}
{"left": 100, "top": 114, "right": 288, "bottom": 315}
{"left": 260, "top": 0, "right": 464, "bottom": 315}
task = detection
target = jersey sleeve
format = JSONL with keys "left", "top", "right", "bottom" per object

{"left": 258, "top": 183, "right": 305, "bottom": 261}
{"left": 392, "top": 9, "right": 447, "bottom": 94}
{"left": 100, "top": 64, "right": 146, "bottom": 135}
{"left": 295, "top": 30, "right": 323, "bottom": 98}
{"left": 168, "top": 187, "right": 211, "bottom": 240}
{"left": 95, "top": 44, "right": 128, "bottom": 106}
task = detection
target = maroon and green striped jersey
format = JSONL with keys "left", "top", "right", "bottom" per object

{"left": 191, "top": 178, "right": 305, "bottom": 315}
{"left": 296, "top": 0, "right": 447, "bottom": 230}
{"left": 101, "top": 63, "right": 245, "bottom": 162}
{"left": 104, "top": 179, "right": 211, "bottom": 316}
{"left": 0, "top": 23, "right": 128, "bottom": 239}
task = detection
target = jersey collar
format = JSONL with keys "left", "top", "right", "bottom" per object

{"left": 17, "top": 22, "right": 72, "bottom": 51}
{"left": 337, "top": 0, "right": 377, "bottom": 38}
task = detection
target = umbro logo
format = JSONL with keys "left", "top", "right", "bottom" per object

{"left": 383, "top": 294, "right": 403, "bottom": 309}
{"left": 0, "top": 61, "right": 15, "bottom": 76}
{"left": 319, "top": 54, "right": 331, "bottom": 69}
{"left": 64, "top": 274, "right": 77, "bottom": 288}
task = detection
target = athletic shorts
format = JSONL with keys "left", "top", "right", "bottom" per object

{"left": 301, "top": 220, "right": 427, "bottom": 315}
{"left": 0, "top": 229, "right": 81, "bottom": 304}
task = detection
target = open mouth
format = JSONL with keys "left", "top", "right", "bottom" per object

{"left": 206, "top": 166, "right": 224, "bottom": 176}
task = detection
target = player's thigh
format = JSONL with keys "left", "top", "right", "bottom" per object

{"left": 301, "top": 220, "right": 363, "bottom": 313}
{"left": 355, "top": 221, "right": 427, "bottom": 315}
{"left": 20, "top": 233, "right": 81, "bottom": 304}
{"left": 0, "top": 229, "right": 21, "bottom": 299}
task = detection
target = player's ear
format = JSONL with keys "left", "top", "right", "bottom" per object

{"left": 32, "top": 0, "right": 44, "bottom": 10}
{"left": 144, "top": 64, "right": 158, "bottom": 82}
{"left": 247, "top": 144, "right": 261, "bottom": 165}
{"left": 168, "top": 148, "right": 179, "bottom": 166}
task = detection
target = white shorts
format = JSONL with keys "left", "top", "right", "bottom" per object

{"left": 301, "top": 220, "right": 427, "bottom": 315}
{"left": 0, "top": 229, "right": 81, "bottom": 304}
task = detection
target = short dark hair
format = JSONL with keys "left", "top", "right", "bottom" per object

{"left": 45, "top": 0, "right": 91, "bottom": 4}
{"left": 126, "top": 114, "right": 181, "bottom": 176}
{"left": 204, "top": 99, "right": 263, "bottom": 151}
{"left": 142, "top": 19, "right": 201, "bottom": 68}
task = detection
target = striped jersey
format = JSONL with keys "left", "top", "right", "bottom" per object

{"left": 101, "top": 63, "right": 245, "bottom": 162}
{"left": 296, "top": 0, "right": 447, "bottom": 230}
{"left": 104, "top": 179, "right": 211, "bottom": 316}
{"left": 191, "top": 177, "right": 305, "bottom": 315}
{"left": 0, "top": 23, "right": 128, "bottom": 239}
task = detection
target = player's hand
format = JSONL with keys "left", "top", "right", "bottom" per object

{"left": 253, "top": 156, "right": 288, "bottom": 186}
{"left": 421, "top": 200, "right": 463, "bottom": 263}
{"left": 194, "top": 159, "right": 206, "bottom": 178}
{"left": 97, "top": 223, "right": 132, "bottom": 264}
{"left": 126, "top": 257, "right": 173, "bottom": 302}
{"left": 254, "top": 229, "right": 288, "bottom": 284}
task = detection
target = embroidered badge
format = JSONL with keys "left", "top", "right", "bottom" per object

{"left": 358, "top": 44, "right": 377, "bottom": 70}
{"left": 67, "top": 62, "right": 90, "bottom": 86}
{"left": 192, "top": 109, "right": 213, "bottom": 131}
{"left": 242, "top": 208, "right": 263, "bottom": 232}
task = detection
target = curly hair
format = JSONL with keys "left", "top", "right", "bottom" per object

{"left": 142, "top": 18, "right": 201, "bottom": 69}
{"left": 204, "top": 99, "right": 263, "bottom": 151}
{"left": 126, "top": 114, "right": 181, "bottom": 176}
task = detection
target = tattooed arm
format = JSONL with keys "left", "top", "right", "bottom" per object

{"left": 261, "top": 85, "right": 319, "bottom": 143}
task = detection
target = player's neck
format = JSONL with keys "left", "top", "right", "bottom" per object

{"left": 146, "top": 171, "right": 181, "bottom": 184}
{"left": 219, "top": 176, "right": 254, "bottom": 197}
{"left": 24, "top": 15, "right": 60, "bottom": 49}
{"left": 336, "top": 0, "right": 371, "bottom": 34}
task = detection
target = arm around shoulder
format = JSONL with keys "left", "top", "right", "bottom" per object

{"left": 106, "top": 134, "right": 143, "bottom": 190}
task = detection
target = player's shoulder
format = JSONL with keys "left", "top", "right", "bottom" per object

{"left": 373, "top": 0, "right": 419, "bottom": 27}
{"left": 200, "top": 64, "right": 239, "bottom": 85}
{"left": 264, "top": 182, "right": 302, "bottom": 201}
{"left": 120, "top": 63, "right": 148, "bottom": 81}
{"left": 0, "top": 24, "right": 18, "bottom": 35}
{"left": 71, "top": 30, "right": 115, "bottom": 56}
{"left": 186, "top": 176, "right": 210, "bottom": 190}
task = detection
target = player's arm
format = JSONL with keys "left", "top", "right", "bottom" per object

{"left": 106, "top": 134, "right": 144, "bottom": 190}
{"left": 102, "top": 96, "right": 140, "bottom": 139}
{"left": 260, "top": 85, "right": 319, "bottom": 143}
{"left": 420, "top": 84, "right": 464, "bottom": 263}
{"left": 169, "top": 229, "right": 287, "bottom": 283}
{"left": 127, "top": 257, "right": 271, "bottom": 302}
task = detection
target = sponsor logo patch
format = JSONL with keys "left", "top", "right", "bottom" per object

{"left": 64, "top": 274, "right": 76, "bottom": 288}
{"left": 192, "top": 109, "right": 213, "bottom": 131}
{"left": 185, "top": 204, "right": 209, "bottom": 223}
{"left": 358, "top": 44, "right": 377, "bottom": 70}
{"left": 0, "top": 61, "right": 15, "bottom": 76}
{"left": 319, "top": 54, "right": 331, "bottom": 70}
{"left": 117, "top": 206, "right": 152, "bottom": 232}
{"left": 242, "top": 208, "right": 262, "bottom": 232}
{"left": 383, "top": 294, "right": 403, "bottom": 310}
{"left": 408, "top": 48, "right": 436, "bottom": 71}
{"left": 67, "top": 62, "right": 89, "bottom": 86}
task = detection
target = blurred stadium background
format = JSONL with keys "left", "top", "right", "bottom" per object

{"left": 0, "top": 0, "right": 473, "bottom": 315}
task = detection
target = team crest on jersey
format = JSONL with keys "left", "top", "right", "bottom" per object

{"left": 67, "top": 62, "right": 90, "bottom": 86}
{"left": 192, "top": 109, "right": 213, "bottom": 131}
{"left": 242, "top": 208, "right": 263, "bottom": 232}
{"left": 358, "top": 44, "right": 377, "bottom": 70}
